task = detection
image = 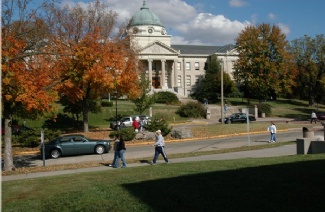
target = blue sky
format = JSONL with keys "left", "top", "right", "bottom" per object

{"left": 61, "top": 0, "right": 325, "bottom": 45}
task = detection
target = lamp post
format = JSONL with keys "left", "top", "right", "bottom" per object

{"left": 115, "top": 89, "right": 118, "bottom": 130}
{"left": 115, "top": 79, "right": 118, "bottom": 131}
{"left": 113, "top": 70, "right": 121, "bottom": 131}
{"left": 221, "top": 60, "right": 224, "bottom": 125}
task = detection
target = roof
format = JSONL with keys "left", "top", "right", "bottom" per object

{"left": 171, "top": 44, "right": 237, "bottom": 55}
{"left": 129, "top": 1, "right": 164, "bottom": 27}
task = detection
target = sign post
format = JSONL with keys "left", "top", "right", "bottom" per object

{"left": 41, "top": 129, "right": 45, "bottom": 166}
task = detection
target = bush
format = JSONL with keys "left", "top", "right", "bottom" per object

{"left": 14, "top": 128, "right": 61, "bottom": 147}
{"left": 257, "top": 103, "right": 272, "bottom": 117}
{"left": 43, "top": 113, "right": 82, "bottom": 131}
{"left": 109, "top": 127, "right": 135, "bottom": 141}
{"left": 154, "top": 91, "right": 180, "bottom": 104}
{"left": 101, "top": 101, "right": 113, "bottom": 107}
{"left": 145, "top": 114, "right": 172, "bottom": 136}
{"left": 176, "top": 102, "right": 206, "bottom": 118}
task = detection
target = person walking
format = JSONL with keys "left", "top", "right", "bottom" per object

{"left": 311, "top": 111, "right": 317, "bottom": 124}
{"left": 114, "top": 135, "right": 127, "bottom": 168}
{"left": 150, "top": 130, "right": 169, "bottom": 165}
{"left": 268, "top": 121, "right": 277, "bottom": 143}
{"left": 109, "top": 134, "right": 120, "bottom": 167}
{"left": 132, "top": 117, "right": 140, "bottom": 132}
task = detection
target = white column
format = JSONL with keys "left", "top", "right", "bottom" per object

{"left": 161, "top": 59, "right": 167, "bottom": 89}
{"left": 173, "top": 60, "right": 178, "bottom": 88}
{"left": 183, "top": 58, "right": 186, "bottom": 96}
{"left": 148, "top": 59, "right": 153, "bottom": 90}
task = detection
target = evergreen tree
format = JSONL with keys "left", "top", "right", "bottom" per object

{"left": 191, "top": 55, "right": 235, "bottom": 103}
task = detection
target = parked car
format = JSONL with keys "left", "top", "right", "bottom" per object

{"left": 219, "top": 113, "right": 256, "bottom": 124}
{"left": 110, "top": 115, "right": 151, "bottom": 130}
{"left": 40, "top": 134, "right": 111, "bottom": 159}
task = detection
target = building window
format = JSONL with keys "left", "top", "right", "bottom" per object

{"left": 186, "top": 62, "right": 191, "bottom": 71}
{"left": 186, "top": 75, "right": 191, "bottom": 86}
{"left": 204, "top": 62, "right": 208, "bottom": 70}
{"left": 177, "top": 75, "right": 182, "bottom": 86}
{"left": 177, "top": 62, "right": 181, "bottom": 70}
{"left": 195, "top": 75, "right": 200, "bottom": 83}
{"left": 195, "top": 62, "right": 199, "bottom": 70}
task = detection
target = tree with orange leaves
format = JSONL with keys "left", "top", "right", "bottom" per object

{"left": 51, "top": 0, "right": 140, "bottom": 132}
{"left": 1, "top": 0, "right": 140, "bottom": 171}
{"left": 2, "top": 0, "right": 63, "bottom": 171}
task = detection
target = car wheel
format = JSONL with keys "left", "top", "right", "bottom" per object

{"left": 95, "top": 145, "right": 105, "bottom": 154}
{"left": 226, "top": 119, "right": 231, "bottom": 124}
{"left": 50, "top": 149, "right": 61, "bottom": 159}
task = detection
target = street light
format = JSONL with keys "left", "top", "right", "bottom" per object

{"left": 114, "top": 70, "right": 121, "bottom": 131}
{"left": 220, "top": 60, "right": 224, "bottom": 125}
{"left": 115, "top": 84, "right": 118, "bottom": 131}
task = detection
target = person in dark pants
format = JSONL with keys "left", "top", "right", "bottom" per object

{"left": 150, "top": 130, "right": 169, "bottom": 164}
{"left": 109, "top": 134, "right": 120, "bottom": 167}
{"left": 311, "top": 111, "right": 317, "bottom": 124}
{"left": 114, "top": 135, "right": 127, "bottom": 168}
{"left": 268, "top": 121, "right": 277, "bottom": 143}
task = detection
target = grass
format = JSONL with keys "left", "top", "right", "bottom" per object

{"left": 3, "top": 153, "right": 325, "bottom": 211}
{"left": 11, "top": 97, "right": 325, "bottom": 131}
{"left": 3, "top": 97, "right": 325, "bottom": 211}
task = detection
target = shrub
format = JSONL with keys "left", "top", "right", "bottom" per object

{"left": 14, "top": 128, "right": 61, "bottom": 147}
{"left": 145, "top": 114, "right": 172, "bottom": 136}
{"left": 109, "top": 127, "right": 135, "bottom": 141}
{"left": 257, "top": 103, "right": 272, "bottom": 117}
{"left": 176, "top": 101, "right": 206, "bottom": 118}
{"left": 101, "top": 101, "right": 113, "bottom": 107}
{"left": 43, "top": 113, "right": 82, "bottom": 131}
{"left": 154, "top": 91, "right": 180, "bottom": 104}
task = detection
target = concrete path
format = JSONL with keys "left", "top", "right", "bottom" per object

{"left": 2, "top": 143, "right": 297, "bottom": 182}
{"left": 2, "top": 117, "right": 323, "bottom": 182}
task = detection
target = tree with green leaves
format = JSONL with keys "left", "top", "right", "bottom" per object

{"left": 289, "top": 34, "right": 325, "bottom": 105}
{"left": 131, "top": 73, "right": 155, "bottom": 114}
{"left": 191, "top": 55, "right": 235, "bottom": 103}
{"left": 234, "top": 23, "right": 296, "bottom": 102}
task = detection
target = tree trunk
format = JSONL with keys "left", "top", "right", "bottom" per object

{"left": 3, "top": 115, "right": 16, "bottom": 171}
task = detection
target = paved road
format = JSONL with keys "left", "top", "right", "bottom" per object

{"left": 2, "top": 128, "right": 324, "bottom": 182}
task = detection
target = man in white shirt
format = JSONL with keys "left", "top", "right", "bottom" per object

{"left": 150, "top": 130, "right": 169, "bottom": 164}
{"left": 311, "top": 111, "right": 317, "bottom": 124}
{"left": 268, "top": 122, "right": 277, "bottom": 143}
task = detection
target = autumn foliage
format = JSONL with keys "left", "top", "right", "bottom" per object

{"left": 1, "top": 0, "right": 141, "bottom": 170}
{"left": 234, "top": 23, "right": 297, "bottom": 100}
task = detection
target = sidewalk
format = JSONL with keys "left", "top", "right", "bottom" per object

{"left": 2, "top": 118, "right": 323, "bottom": 182}
{"left": 2, "top": 144, "right": 297, "bottom": 182}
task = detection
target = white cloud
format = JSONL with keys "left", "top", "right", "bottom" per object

{"left": 229, "top": 0, "right": 247, "bottom": 7}
{"left": 268, "top": 13, "right": 277, "bottom": 20}
{"left": 170, "top": 13, "right": 251, "bottom": 45}
{"left": 251, "top": 14, "right": 258, "bottom": 25}
{"left": 62, "top": 0, "right": 252, "bottom": 45}
{"left": 277, "top": 23, "right": 291, "bottom": 36}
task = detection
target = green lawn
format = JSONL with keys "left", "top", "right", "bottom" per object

{"left": 12, "top": 97, "right": 325, "bottom": 131}
{"left": 3, "top": 98, "right": 325, "bottom": 211}
{"left": 3, "top": 154, "right": 325, "bottom": 211}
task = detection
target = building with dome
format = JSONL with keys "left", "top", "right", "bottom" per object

{"left": 127, "top": 1, "right": 238, "bottom": 97}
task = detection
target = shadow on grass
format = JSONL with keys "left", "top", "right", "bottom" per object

{"left": 123, "top": 159, "right": 325, "bottom": 211}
